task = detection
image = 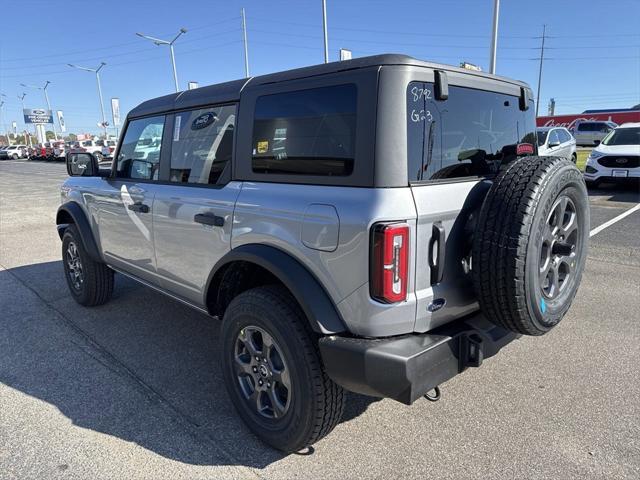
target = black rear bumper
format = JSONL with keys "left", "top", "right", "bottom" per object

{"left": 319, "top": 314, "right": 519, "bottom": 405}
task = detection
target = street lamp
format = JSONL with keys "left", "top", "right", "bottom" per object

{"left": 20, "top": 80, "right": 59, "bottom": 140}
{"left": 68, "top": 62, "right": 108, "bottom": 139}
{"left": 136, "top": 28, "right": 187, "bottom": 92}
{"left": 17, "top": 92, "right": 33, "bottom": 146}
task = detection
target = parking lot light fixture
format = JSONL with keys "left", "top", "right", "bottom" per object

{"left": 136, "top": 28, "right": 187, "bottom": 93}
{"left": 68, "top": 62, "right": 108, "bottom": 139}
{"left": 20, "top": 81, "right": 59, "bottom": 141}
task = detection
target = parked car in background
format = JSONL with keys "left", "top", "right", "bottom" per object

{"left": 536, "top": 126, "right": 577, "bottom": 162}
{"left": 584, "top": 122, "right": 640, "bottom": 187}
{"left": 0, "top": 145, "right": 28, "bottom": 159}
{"left": 53, "top": 141, "right": 67, "bottom": 161}
{"left": 572, "top": 120, "right": 617, "bottom": 146}
{"left": 72, "top": 139, "right": 108, "bottom": 161}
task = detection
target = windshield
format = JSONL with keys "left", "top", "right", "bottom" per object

{"left": 536, "top": 130, "right": 549, "bottom": 146}
{"left": 602, "top": 127, "right": 640, "bottom": 146}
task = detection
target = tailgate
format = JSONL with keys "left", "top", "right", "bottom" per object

{"left": 411, "top": 180, "right": 488, "bottom": 332}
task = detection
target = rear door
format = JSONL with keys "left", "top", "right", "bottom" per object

{"left": 151, "top": 105, "right": 241, "bottom": 306}
{"left": 407, "top": 81, "right": 536, "bottom": 332}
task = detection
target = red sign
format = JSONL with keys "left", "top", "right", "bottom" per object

{"left": 536, "top": 110, "right": 640, "bottom": 130}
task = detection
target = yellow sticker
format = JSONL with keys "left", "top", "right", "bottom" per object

{"left": 257, "top": 140, "right": 269, "bottom": 154}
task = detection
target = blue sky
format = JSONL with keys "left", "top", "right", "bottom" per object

{"left": 1, "top": 0, "right": 639, "bottom": 136}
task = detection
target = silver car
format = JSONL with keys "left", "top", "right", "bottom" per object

{"left": 572, "top": 120, "right": 617, "bottom": 146}
{"left": 537, "top": 126, "right": 577, "bottom": 162}
{"left": 56, "top": 54, "right": 590, "bottom": 453}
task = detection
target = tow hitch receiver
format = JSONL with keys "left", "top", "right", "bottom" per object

{"left": 319, "top": 313, "right": 520, "bottom": 405}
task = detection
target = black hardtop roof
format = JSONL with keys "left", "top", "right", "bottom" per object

{"left": 128, "top": 54, "right": 530, "bottom": 118}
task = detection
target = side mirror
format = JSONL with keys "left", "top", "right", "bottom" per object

{"left": 548, "top": 141, "right": 561, "bottom": 148}
{"left": 66, "top": 152, "right": 99, "bottom": 177}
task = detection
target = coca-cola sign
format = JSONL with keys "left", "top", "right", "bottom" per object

{"left": 536, "top": 110, "right": 640, "bottom": 130}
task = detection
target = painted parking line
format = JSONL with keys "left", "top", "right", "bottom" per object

{"left": 590, "top": 203, "right": 640, "bottom": 237}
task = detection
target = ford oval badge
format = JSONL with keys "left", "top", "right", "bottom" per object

{"left": 191, "top": 112, "right": 217, "bottom": 130}
{"left": 427, "top": 298, "right": 446, "bottom": 312}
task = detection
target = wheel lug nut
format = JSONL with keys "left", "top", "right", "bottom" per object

{"left": 258, "top": 380, "right": 263, "bottom": 386}
{"left": 267, "top": 382, "right": 271, "bottom": 388}
{"left": 255, "top": 356, "right": 260, "bottom": 361}
{"left": 252, "top": 366, "right": 258, "bottom": 373}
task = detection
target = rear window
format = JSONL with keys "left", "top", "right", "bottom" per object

{"left": 81, "top": 140, "right": 92, "bottom": 147}
{"left": 407, "top": 82, "right": 536, "bottom": 182}
{"left": 251, "top": 84, "right": 357, "bottom": 176}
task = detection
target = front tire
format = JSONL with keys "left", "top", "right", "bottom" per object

{"left": 221, "top": 286, "right": 345, "bottom": 452}
{"left": 62, "top": 225, "right": 114, "bottom": 306}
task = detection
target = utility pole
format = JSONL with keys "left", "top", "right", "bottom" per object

{"left": 18, "top": 92, "right": 33, "bottom": 146}
{"left": 322, "top": 0, "right": 329, "bottom": 63}
{"left": 535, "top": 24, "right": 547, "bottom": 117}
{"left": 68, "top": 62, "right": 108, "bottom": 139}
{"left": 489, "top": 0, "right": 500, "bottom": 74}
{"left": 136, "top": 28, "right": 187, "bottom": 92}
{"left": 241, "top": 8, "right": 250, "bottom": 77}
{"left": 21, "top": 81, "right": 59, "bottom": 141}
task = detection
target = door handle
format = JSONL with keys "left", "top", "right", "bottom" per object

{"left": 428, "top": 221, "right": 446, "bottom": 285}
{"left": 128, "top": 202, "right": 150, "bottom": 213}
{"left": 194, "top": 212, "right": 225, "bottom": 227}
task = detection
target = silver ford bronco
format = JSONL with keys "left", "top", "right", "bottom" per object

{"left": 57, "top": 54, "right": 589, "bottom": 452}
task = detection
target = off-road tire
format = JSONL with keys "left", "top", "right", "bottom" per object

{"left": 62, "top": 224, "right": 114, "bottom": 306}
{"left": 221, "top": 285, "right": 345, "bottom": 452}
{"left": 472, "top": 156, "right": 589, "bottom": 335}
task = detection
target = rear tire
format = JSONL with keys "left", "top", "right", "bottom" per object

{"left": 220, "top": 285, "right": 345, "bottom": 452}
{"left": 472, "top": 156, "right": 589, "bottom": 336}
{"left": 62, "top": 225, "right": 114, "bottom": 306}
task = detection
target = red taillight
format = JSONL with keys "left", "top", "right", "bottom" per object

{"left": 371, "top": 223, "right": 409, "bottom": 303}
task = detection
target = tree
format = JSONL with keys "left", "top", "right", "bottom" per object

{"left": 46, "top": 130, "right": 56, "bottom": 140}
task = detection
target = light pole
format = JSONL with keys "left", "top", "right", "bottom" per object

{"left": 136, "top": 28, "right": 187, "bottom": 92}
{"left": 322, "top": 0, "right": 329, "bottom": 63}
{"left": 20, "top": 81, "right": 59, "bottom": 141}
{"left": 0, "top": 94, "right": 10, "bottom": 145}
{"left": 17, "top": 92, "right": 33, "bottom": 146}
{"left": 241, "top": 8, "right": 250, "bottom": 77}
{"left": 489, "top": 0, "right": 500, "bottom": 74}
{"left": 68, "top": 62, "right": 108, "bottom": 139}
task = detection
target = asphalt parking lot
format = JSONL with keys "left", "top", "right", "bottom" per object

{"left": 1, "top": 159, "right": 639, "bottom": 480}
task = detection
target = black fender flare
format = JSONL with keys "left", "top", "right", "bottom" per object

{"left": 56, "top": 202, "right": 103, "bottom": 262}
{"left": 207, "top": 244, "right": 347, "bottom": 335}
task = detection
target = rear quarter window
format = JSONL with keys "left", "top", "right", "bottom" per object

{"left": 251, "top": 84, "right": 357, "bottom": 176}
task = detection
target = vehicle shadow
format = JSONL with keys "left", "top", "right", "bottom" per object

{"left": 587, "top": 180, "right": 640, "bottom": 204}
{"left": 0, "top": 260, "right": 380, "bottom": 468}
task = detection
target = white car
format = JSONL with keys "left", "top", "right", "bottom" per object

{"left": 0, "top": 145, "right": 28, "bottom": 160}
{"left": 584, "top": 122, "right": 640, "bottom": 187}
{"left": 536, "top": 127, "right": 577, "bottom": 163}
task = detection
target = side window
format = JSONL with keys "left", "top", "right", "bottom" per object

{"left": 116, "top": 115, "right": 165, "bottom": 180}
{"left": 559, "top": 129, "right": 571, "bottom": 143}
{"left": 251, "top": 84, "right": 357, "bottom": 176}
{"left": 577, "top": 123, "right": 589, "bottom": 131}
{"left": 170, "top": 105, "right": 236, "bottom": 185}
{"left": 548, "top": 130, "right": 560, "bottom": 145}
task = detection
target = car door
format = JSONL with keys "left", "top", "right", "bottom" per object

{"left": 95, "top": 114, "right": 167, "bottom": 285}
{"left": 152, "top": 105, "right": 242, "bottom": 306}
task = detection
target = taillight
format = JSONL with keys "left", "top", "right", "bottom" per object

{"left": 371, "top": 223, "right": 409, "bottom": 303}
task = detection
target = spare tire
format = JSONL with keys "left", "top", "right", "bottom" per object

{"left": 472, "top": 156, "right": 589, "bottom": 336}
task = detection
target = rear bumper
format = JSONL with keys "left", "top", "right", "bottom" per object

{"left": 319, "top": 313, "right": 519, "bottom": 405}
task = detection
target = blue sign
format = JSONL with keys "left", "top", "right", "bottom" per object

{"left": 23, "top": 108, "right": 53, "bottom": 124}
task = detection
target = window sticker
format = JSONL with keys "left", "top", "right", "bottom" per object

{"left": 191, "top": 112, "right": 217, "bottom": 130}
{"left": 173, "top": 115, "right": 182, "bottom": 141}
{"left": 257, "top": 140, "right": 269, "bottom": 154}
